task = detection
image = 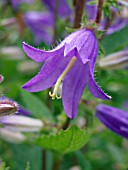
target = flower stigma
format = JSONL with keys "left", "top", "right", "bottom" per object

{"left": 49, "top": 56, "right": 77, "bottom": 100}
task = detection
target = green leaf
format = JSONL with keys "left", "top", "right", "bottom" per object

{"left": 10, "top": 144, "right": 41, "bottom": 170}
{"left": 0, "top": 162, "right": 10, "bottom": 170}
{"left": 35, "top": 125, "right": 91, "bottom": 154}
{"left": 81, "top": 13, "right": 87, "bottom": 26}
{"left": 20, "top": 89, "right": 55, "bottom": 122}
{"left": 65, "top": 27, "right": 78, "bottom": 33}
{"left": 87, "top": 0, "right": 97, "bottom": 5}
{"left": 102, "top": 26, "right": 128, "bottom": 55}
{"left": 75, "top": 151, "right": 92, "bottom": 170}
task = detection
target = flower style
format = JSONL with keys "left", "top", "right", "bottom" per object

{"left": 96, "top": 104, "right": 128, "bottom": 139}
{"left": 11, "top": 0, "right": 34, "bottom": 10}
{"left": 24, "top": 11, "right": 54, "bottom": 45}
{"left": 42, "top": 0, "right": 72, "bottom": 18}
{"left": 22, "top": 29, "right": 111, "bottom": 119}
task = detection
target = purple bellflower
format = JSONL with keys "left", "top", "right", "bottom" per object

{"left": 22, "top": 29, "right": 111, "bottom": 119}
{"left": 96, "top": 104, "right": 128, "bottom": 139}
{"left": 24, "top": 11, "right": 54, "bottom": 45}
{"left": 11, "top": 0, "right": 33, "bottom": 10}
{"left": 42, "top": 0, "right": 72, "bottom": 18}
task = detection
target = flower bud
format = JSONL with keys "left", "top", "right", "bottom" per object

{"left": 0, "top": 74, "right": 4, "bottom": 83}
{"left": 0, "top": 99, "right": 18, "bottom": 116}
{"left": 0, "top": 18, "right": 17, "bottom": 27}
{"left": 96, "top": 104, "right": 128, "bottom": 139}
{"left": 0, "top": 47, "right": 25, "bottom": 60}
{"left": 17, "top": 61, "right": 39, "bottom": 74}
{"left": 118, "top": 0, "right": 128, "bottom": 7}
{"left": 0, "top": 128, "right": 26, "bottom": 144}
{"left": 0, "top": 115, "right": 44, "bottom": 132}
{"left": 99, "top": 50, "right": 128, "bottom": 70}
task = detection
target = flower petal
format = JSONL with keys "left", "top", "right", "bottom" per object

{"left": 64, "top": 29, "right": 90, "bottom": 58}
{"left": 78, "top": 32, "right": 96, "bottom": 64}
{"left": 23, "top": 42, "right": 64, "bottom": 62}
{"left": 62, "top": 58, "right": 88, "bottom": 119}
{"left": 86, "top": 40, "right": 111, "bottom": 100}
{"left": 88, "top": 68, "right": 111, "bottom": 100}
{"left": 22, "top": 53, "right": 71, "bottom": 92}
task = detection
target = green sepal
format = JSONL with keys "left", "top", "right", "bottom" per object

{"left": 65, "top": 27, "right": 78, "bottom": 33}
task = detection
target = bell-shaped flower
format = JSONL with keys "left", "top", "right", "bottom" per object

{"left": 42, "top": 0, "right": 72, "bottom": 18}
{"left": 96, "top": 104, "right": 128, "bottom": 139}
{"left": 24, "top": 11, "right": 54, "bottom": 45}
{"left": 22, "top": 28, "right": 111, "bottom": 119}
{"left": 0, "top": 115, "right": 43, "bottom": 132}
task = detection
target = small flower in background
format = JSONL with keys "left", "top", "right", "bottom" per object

{"left": 0, "top": 115, "right": 44, "bottom": 132}
{"left": 22, "top": 29, "right": 111, "bottom": 119}
{"left": 101, "top": 16, "right": 128, "bottom": 35}
{"left": 118, "top": 0, "right": 128, "bottom": 7}
{"left": 96, "top": 104, "right": 128, "bottom": 139}
{"left": 0, "top": 97, "right": 31, "bottom": 116}
{"left": 11, "top": 0, "right": 34, "bottom": 10}
{"left": 98, "top": 50, "right": 128, "bottom": 70}
{"left": 0, "top": 46, "right": 26, "bottom": 60}
{"left": 17, "top": 60, "right": 40, "bottom": 74}
{"left": 0, "top": 98, "right": 43, "bottom": 143}
{"left": 85, "top": 1, "right": 128, "bottom": 34}
{"left": 85, "top": 0, "right": 97, "bottom": 20}
{"left": 0, "top": 98, "right": 18, "bottom": 116}
{"left": 41, "top": 0, "right": 72, "bottom": 18}
{"left": 0, "top": 128, "right": 26, "bottom": 144}
{"left": 0, "top": 17, "right": 17, "bottom": 27}
{"left": 24, "top": 11, "right": 54, "bottom": 45}
{"left": 0, "top": 75, "right": 4, "bottom": 83}
{"left": 102, "top": 5, "right": 128, "bottom": 34}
